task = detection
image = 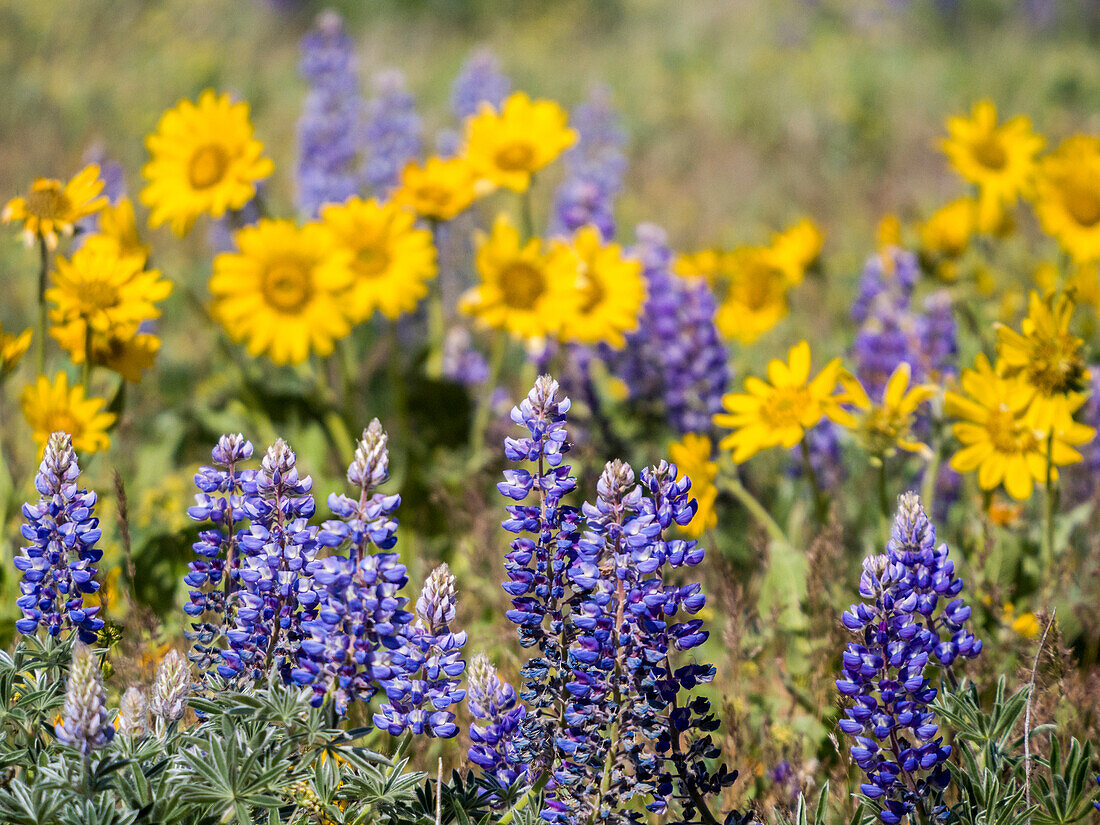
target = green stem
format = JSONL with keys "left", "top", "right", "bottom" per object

{"left": 468, "top": 330, "right": 507, "bottom": 466}
{"left": 800, "top": 438, "right": 829, "bottom": 523}
{"left": 520, "top": 187, "right": 535, "bottom": 240}
{"left": 876, "top": 460, "right": 890, "bottom": 519}
{"left": 716, "top": 469, "right": 789, "bottom": 547}
{"left": 920, "top": 440, "right": 941, "bottom": 520}
{"left": 82, "top": 324, "right": 93, "bottom": 392}
{"left": 425, "top": 219, "right": 446, "bottom": 379}
{"left": 36, "top": 235, "right": 48, "bottom": 375}
{"left": 498, "top": 770, "right": 550, "bottom": 825}
{"left": 1041, "top": 430, "right": 1056, "bottom": 577}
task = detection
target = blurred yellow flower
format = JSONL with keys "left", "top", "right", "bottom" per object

{"left": 210, "top": 219, "right": 355, "bottom": 365}
{"left": 995, "top": 291, "right": 1089, "bottom": 432}
{"left": 0, "top": 324, "right": 32, "bottom": 379}
{"left": 668, "top": 433, "right": 718, "bottom": 538}
{"left": 987, "top": 495, "right": 1024, "bottom": 527}
{"left": 21, "top": 372, "right": 116, "bottom": 454}
{"left": 945, "top": 354, "right": 1091, "bottom": 500}
{"left": 460, "top": 214, "right": 579, "bottom": 339}
{"left": 836, "top": 363, "right": 937, "bottom": 461}
{"left": 320, "top": 197, "right": 437, "bottom": 322}
{"left": 86, "top": 196, "right": 149, "bottom": 262}
{"left": 876, "top": 214, "right": 902, "bottom": 251}
{"left": 394, "top": 155, "right": 480, "bottom": 221}
{"left": 673, "top": 249, "right": 722, "bottom": 284}
{"left": 920, "top": 198, "right": 973, "bottom": 264}
{"left": 714, "top": 246, "right": 790, "bottom": 345}
{"left": 560, "top": 225, "right": 645, "bottom": 349}
{"left": 1011, "top": 611, "right": 1040, "bottom": 639}
{"left": 464, "top": 92, "right": 577, "bottom": 192}
{"left": 940, "top": 100, "right": 1043, "bottom": 221}
{"left": 1033, "top": 135, "right": 1100, "bottom": 263}
{"left": 769, "top": 218, "right": 824, "bottom": 286}
{"left": 141, "top": 90, "right": 273, "bottom": 236}
{"left": 53, "top": 325, "right": 162, "bottom": 384}
{"left": 714, "top": 340, "right": 845, "bottom": 463}
{"left": 2, "top": 165, "right": 107, "bottom": 249}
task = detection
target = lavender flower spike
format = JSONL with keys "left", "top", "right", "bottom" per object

{"left": 55, "top": 644, "right": 113, "bottom": 754}
{"left": 451, "top": 49, "right": 511, "bottom": 120}
{"left": 15, "top": 432, "right": 105, "bottom": 644}
{"left": 362, "top": 69, "right": 422, "bottom": 197}
{"left": 466, "top": 653, "right": 528, "bottom": 788}
{"left": 118, "top": 687, "right": 148, "bottom": 739}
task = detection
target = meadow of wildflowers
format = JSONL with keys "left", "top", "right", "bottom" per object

{"left": 0, "top": 2, "right": 1098, "bottom": 823}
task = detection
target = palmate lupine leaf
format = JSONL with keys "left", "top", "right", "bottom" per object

{"left": 1032, "top": 738, "right": 1098, "bottom": 825}
{"left": 0, "top": 778, "right": 68, "bottom": 825}
{"left": 337, "top": 757, "right": 425, "bottom": 825}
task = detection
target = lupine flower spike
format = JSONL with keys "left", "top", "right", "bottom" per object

{"left": 149, "top": 649, "right": 191, "bottom": 724}
{"left": 55, "top": 644, "right": 113, "bottom": 754}
{"left": 117, "top": 687, "right": 148, "bottom": 739}
{"left": 466, "top": 653, "right": 528, "bottom": 789}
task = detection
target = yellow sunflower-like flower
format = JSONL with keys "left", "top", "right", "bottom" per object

{"left": 21, "top": 372, "right": 116, "bottom": 454}
{"left": 714, "top": 246, "right": 790, "bottom": 345}
{"left": 394, "top": 155, "right": 480, "bottom": 221}
{"left": 460, "top": 214, "right": 580, "bottom": 339}
{"left": 87, "top": 196, "right": 150, "bottom": 261}
{"left": 940, "top": 100, "right": 1044, "bottom": 221}
{"left": 1033, "top": 136, "right": 1100, "bottom": 263}
{"left": 0, "top": 323, "right": 32, "bottom": 379}
{"left": 919, "top": 198, "right": 974, "bottom": 279}
{"left": 52, "top": 324, "right": 162, "bottom": 384}
{"left": 320, "top": 198, "right": 437, "bottom": 322}
{"left": 464, "top": 92, "right": 577, "bottom": 192}
{"left": 560, "top": 225, "right": 645, "bottom": 349}
{"left": 713, "top": 340, "right": 846, "bottom": 463}
{"left": 141, "top": 90, "right": 274, "bottom": 236}
{"left": 668, "top": 433, "right": 719, "bottom": 538}
{"left": 210, "top": 219, "right": 355, "bottom": 365}
{"left": 945, "top": 354, "right": 1092, "bottom": 500}
{"left": 836, "top": 363, "right": 937, "bottom": 461}
{"left": 2, "top": 165, "right": 107, "bottom": 249}
{"left": 995, "top": 290, "right": 1089, "bottom": 432}
{"left": 769, "top": 219, "right": 824, "bottom": 286}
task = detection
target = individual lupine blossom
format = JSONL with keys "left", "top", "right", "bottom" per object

{"left": 293, "top": 421, "right": 414, "bottom": 715}
{"left": 296, "top": 10, "right": 364, "bottom": 216}
{"left": 608, "top": 225, "right": 730, "bottom": 435}
{"left": 15, "top": 432, "right": 105, "bottom": 644}
{"left": 466, "top": 653, "right": 529, "bottom": 788}
{"left": 549, "top": 86, "right": 627, "bottom": 240}
{"left": 362, "top": 70, "right": 422, "bottom": 197}
{"left": 497, "top": 375, "right": 581, "bottom": 771}
{"left": 375, "top": 564, "right": 467, "bottom": 738}
{"left": 117, "top": 687, "right": 148, "bottom": 738}
{"left": 55, "top": 645, "right": 113, "bottom": 755}
{"left": 149, "top": 649, "right": 191, "bottom": 723}
{"left": 184, "top": 434, "right": 255, "bottom": 675}
{"left": 837, "top": 493, "right": 982, "bottom": 825}
{"left": 451, "top": 49, "right": 512, "bottom": 120}
{"left": 231, "top": 440, "right": 320, "bottom": 682}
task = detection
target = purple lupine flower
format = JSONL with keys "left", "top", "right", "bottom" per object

{"left": 915, "top": 290, "right": 957, "bottom": 384}
{"left": 293, "top": 421, "right": 414, "bottom": 715}
{"left": 788, "top": 419, "right": 847, "bottom": 491}
{"left": 362, "top": 70, "right": 422, "bottom": 197}
{"left": 55, "top": 644, "right": 113, "bottom": 754}
{"left": 451, "top": 48, "right": 511, "bottom": 121}
{"left": 296, "top": 11, "right": 363, "bottom": 217}
{"left": 550, "top": 86, "right": 627, "bottom": 240}
{"left": 229, "top": 440, "right": 320, "bottom": 683}
{"left": 184, "top": 434, "right": 255, "bottom": 674}
{"left": 466, "top": 653, "right": 528, "bottom": 788}
{"left": 1066, "top": 367, "right": 1100, "bottom": 504}
{"left": 15, "top": 432, "right": 105, "bottom": 644}
{"left": 442, "top": 327, "right": 489, "bottom": 387}
{"left": 374, "top": 564, "right": 467, "bottom": 738}
{"left": 852, "top": 248, "right": 918, "bottom": 325}
{"left": 837, "top": 493, "right": 981, "bottom": 824}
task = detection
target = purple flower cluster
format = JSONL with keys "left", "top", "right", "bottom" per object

{"left": 788, "top": 420, "right": 847, "bottom": 491}
{"left": 837, "top": 493, "right": 982, "bottom": 824}
{"left": 550, "top": 86, "right": 626, "bottom": 240}
{"left": 498, "top": 376, "right": 734, "bottom": 824}
{"left": 15, "top": 432, "right": 105, "bottom": 644}
{"left": 362, "top": 70, "right": 422, "bottom": 197}
{"left": 375, "top": 564, "right": 467, "bottom": 738}
{"left": 451, "top": 49, "right": 511, "bottom": 121}
{"left": 466, "top": 653, "right": 528, "bottom": 788}
{"left": 296, "top": 10, "right": 364, "bottom": 217}
{"left": 608, "top": 225, "right": 730, "bottom": 435}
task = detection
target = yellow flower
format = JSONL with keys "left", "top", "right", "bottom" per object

{"left": 210, "top": 219, "right": 355, "bottom": 365}
{"left": 1011, "top": 611, "right": 1040, "bottom": 639}
{"left": 460, "top": 214, "right": 580, "bottom": 339}
{"left": 714, "top": 340, "right": 846, "bottom": 463}
{"left": 48, "top": 242, "right": 172, "bottom": 337}
{"left": 2, "top": 165, "right": 107, "bottom": 249}
{"left": 1033, "top": 135, "right": 1100, "bottom": 263}
{"left": 714, "top": 246, "right": 790, "bottom": 345}
{"left": 673, "top": 249, "right": 722, "bottom": 284}
{"left": 987, "top": 495, "right": 1024, "bottom": 527}
{"left": 995, "top": 291, "right": 1089, "bottom": 432}
{"left": 836, "top": 363, "right": 937, "bottom": 460}
{"left": 394, "top": 155, "right": 480, "bottom": 221}
{"left": 21, "top": 372, "right": 116, "bottom": 454}
{"left": 876, "top": 214, "right": 902, "bottom": 251}
{"left": 769, "top": 218, "right": 824, "bottom": 285}
{"left": 87, "top": 196, "right": 150, "bottom": 262}
{"left": 320, "top": 198, "right": 437, "bottom": 322}
{"left": 920, "top": 198, "right": 974, "bottom": 262}
{"left": 0, "top": 324, "right": 32, "bottom": 379}
{"left": 141, "top": 90, "right": 274, "bottom": 236}
{"left": 560, "top": 225, "right": 645, "bottom": 348}
{"left": 464, "top": 92, "right": 577, "bottom": 192}
{"left": 940, "top": 100, "right": 1043, "bottom": 221}
{"left": 668, "top": 433, "right": 719, "bottom": 538}
{"left": 52, "top": 325, "right": 162, "bottom": 384}
{"left": 945, "top": 354, "right": 1092, "bottom": 500}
